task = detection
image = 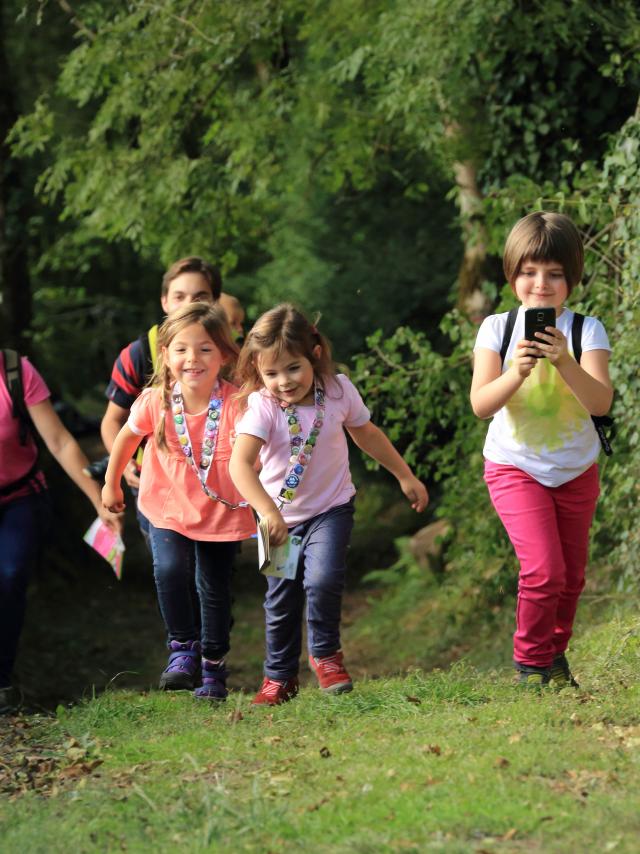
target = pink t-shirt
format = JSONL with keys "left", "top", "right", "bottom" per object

{"left": 236, "top": 374, "right": 370, "bottom": 525}
{"left": 0, "top": 354, "right": 49, "bottom": 505}
{"left": 128, "top": 380, "right": 255, "bottom": 542}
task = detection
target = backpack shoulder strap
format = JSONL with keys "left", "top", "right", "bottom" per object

{"left": 2, "top": 348, "right": 31, "bottom": 445}
{"left": 499, "top": 308, "right": 519, "bottom": 366}
{"left": 147, "top": 324, "right": 160, "bottom": 373}
{"left": 572, "top": 312, "right": 585, "bottom": 363}
{"left": 570, "top": 313, "right": 614, "bottom": 456}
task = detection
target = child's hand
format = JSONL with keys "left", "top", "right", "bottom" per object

{"left": 102, "top": 483, "right": 125, "bottom": 514}
{"left": 399, "top": 475, "right": 429, "bottom": 512}
{"left": 533, "top": 326, "right": 569, "bottom": 365}
{"left": 511, "top": 339, "right": 539, "bottom": 378}
{"left": 99, "top": 506, "right": 124, "bottom": 535}
{"left": 264, "top": 509, "right": 289, "bottom": 547}
{"left": 122, "top": 460, "right": 141, "bottom": 489}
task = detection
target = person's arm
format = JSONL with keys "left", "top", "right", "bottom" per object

{"left": 470, "top": 340, "right": 538, "bottom": 419}
{"left": 533, "top": 327, "right": 613, "bottom": 416}
{"left": 27, "top": 399, "right": 123, "bottom": 533}
{"left": 229, "top": 433, "right": 289, "bottom": 546}
{"left": 346, "top": 421, "right": 429, "bottom": 512}
{"left": 101, "top": 401, "right": 141, "bottom": 487}
{"left": 102, "top": 425, "right": 144, "bottom": 513}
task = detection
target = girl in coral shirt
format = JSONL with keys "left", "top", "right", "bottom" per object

{"left": 103, "top": 303, "right": 254, "bottom": 701}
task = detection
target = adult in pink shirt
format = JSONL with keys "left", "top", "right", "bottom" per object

{"left": 0, "top": 352, "right": 121, "bottom": 714}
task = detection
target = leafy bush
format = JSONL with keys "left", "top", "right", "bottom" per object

{"left": 353, "top": 109, "right": 640, "bottom": 599}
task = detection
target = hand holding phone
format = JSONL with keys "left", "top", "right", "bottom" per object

{"left": 524, "top": 307, "right": 556, "bottom": 358}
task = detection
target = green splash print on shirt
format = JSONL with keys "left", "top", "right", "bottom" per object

{"left": 505, "top": 357, "right": 589, "bottom": 452}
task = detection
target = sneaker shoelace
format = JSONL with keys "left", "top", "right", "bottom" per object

{"left": 261, "top": 678, "right": 286, "bottom": 698}
{"left": 316, "top": 654, "right": 344, "bottom": 674}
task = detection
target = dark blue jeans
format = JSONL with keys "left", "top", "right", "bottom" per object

{"left": 0, "top": 493, "right": 50, "bottom": 687}
{"left": 148, "top": 524, "right": 237, "bottom": 660}
{"left": 264, "top": 499, "right": 355, "bottom": 680}
{"left": 129, "top": 486, "right": 151, "bottom": 553}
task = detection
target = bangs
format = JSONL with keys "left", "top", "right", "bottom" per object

{"left": 503, "top": 212, "right": 584, "bottom": 290}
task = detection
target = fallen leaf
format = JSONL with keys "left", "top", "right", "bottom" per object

{"left": 227, "top": 710, "right": 243, "bottom": 724}
{"left": 66, "top": 747, "right": 86, "bottom": 763}
{"left": 405, "top": 696, "right": 421, "bottom": 705}
{"left": 494, "top": 757, "right": 510, "bottom": 768}
{"left": 319, "top": 746, "right": 331, "bottom": 758}
{"left": 502, "top": 828, "right": 518, "bottom": 841}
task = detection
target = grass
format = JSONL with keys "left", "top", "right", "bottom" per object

{"left": 1, "top": 609, "right": 639, "bottom": 853}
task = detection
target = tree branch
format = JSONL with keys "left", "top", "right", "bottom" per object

{"left": 55, "top": 0, "right": 96, "bottom": 41}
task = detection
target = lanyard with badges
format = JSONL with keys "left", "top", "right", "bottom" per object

{"left": 276, "top": 383, "right": 325, "bottom": 510}
{"left": 172, "top": 381, "right": 248, "bottom": 510}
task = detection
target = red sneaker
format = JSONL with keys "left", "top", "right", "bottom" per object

{"left": 252, "top": 677, "right": 299, "bottom": 706}
{"left": 309, "top": 651, "right": 353, "bottom": 694}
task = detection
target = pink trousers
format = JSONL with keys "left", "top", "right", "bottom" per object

{"left": 484, "top": 461, "right": 599, "bottom": 668}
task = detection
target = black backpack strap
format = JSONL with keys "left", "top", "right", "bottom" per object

{"left": 2, "top": 348, "right": 32, "bottom": 446}
{"left": 499, "top": 308, "right": 519, "bottom": 366}
{"left": 570, "top": 313, "right": 614, "bottom": 456}
{"left": 571, "top": 312, "right": 584, "bottom": 363}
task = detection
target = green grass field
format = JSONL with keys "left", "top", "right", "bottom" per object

{"left": 2, "top": 609, "right": 638, "bottom": 853}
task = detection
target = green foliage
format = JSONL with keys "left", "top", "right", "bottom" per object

{"left": 353, "top": 107, "right": 640, "bottom": 597}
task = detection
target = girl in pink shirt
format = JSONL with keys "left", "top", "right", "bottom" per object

{"left": 229, "top": 304, "right": 429, "bottom": 706}
{"left": 103, "top": 303, "right": 254, "bottom": 701}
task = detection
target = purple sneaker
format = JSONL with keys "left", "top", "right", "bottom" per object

{"left": 194, "top": 659, "right": 228, "bottom": 701}
{"left": 159, "top": 640, "right": 201, "bottom": 690}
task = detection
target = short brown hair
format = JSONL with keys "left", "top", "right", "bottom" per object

{"left": 503, "top": 212, "right": 584, "bottom": 293}
{"left": 161, "top": 256, "right": 222, "bottom": 300}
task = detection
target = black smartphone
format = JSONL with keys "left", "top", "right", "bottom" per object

{"left": 524, "top": 307, "right": 556, "bottom": 357}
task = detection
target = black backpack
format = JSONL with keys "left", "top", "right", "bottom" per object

{"left": 1, "top": 349, "right": 41, "bottom": 497}
{"left": 499, "top": 309, "right": 614, "bottom": 456}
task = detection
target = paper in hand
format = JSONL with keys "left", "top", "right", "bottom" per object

{"left": 256, "top": 516, "right": 301, "bottom": 580}
{"left": 83, "top": 517, "right": 125, "bottom": 580}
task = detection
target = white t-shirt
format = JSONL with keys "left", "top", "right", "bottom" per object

{"left": 235, "top": 374, "right": 371, "bottom": 525}
{"left": 473, "top": 306, "right": 610, "bottom": 486}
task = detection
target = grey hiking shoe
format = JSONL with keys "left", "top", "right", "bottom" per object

{"left": 515, "top": 662, "right": 550, "bottom": 688}
{"left": 549, "top": 653, "right": 579, "bottom": 688}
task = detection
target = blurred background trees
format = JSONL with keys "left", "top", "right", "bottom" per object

{"left": 2, "top": 0, "right": 639, "bottom": 589}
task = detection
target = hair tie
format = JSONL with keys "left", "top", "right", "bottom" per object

{"left": 310, "top": 324, "right": 318, "bottom": 336}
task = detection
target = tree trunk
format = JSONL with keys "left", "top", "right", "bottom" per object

{"left": 452, "top": 157, "right": 491, "bottom": 323}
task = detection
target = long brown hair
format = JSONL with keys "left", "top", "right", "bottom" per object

{"left": 150, "top": 302, "right": 238, "bottom": 451}
{"left": 234, "top": 304, "right": 338, "bottom": 410}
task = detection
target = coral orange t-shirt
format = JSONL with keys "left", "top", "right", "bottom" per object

{"left": 128, "top": 381, "right": 254, "bottom": 542}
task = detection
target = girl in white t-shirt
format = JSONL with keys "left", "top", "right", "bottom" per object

{"left": 470, "top": 212, "right": 613, "bottom": 688}
{"left": 230, "top": 304, "right": 428, "bottom": 705}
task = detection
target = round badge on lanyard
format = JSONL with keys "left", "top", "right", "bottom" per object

{"left": 277, "top": 382, "right": 325, "bottom": 509}
{"left": 171, "top": 381, "right": 248, "bottom": 510}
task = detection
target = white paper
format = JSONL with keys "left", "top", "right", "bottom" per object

{"left": 256, "top": 517, "right": 301, "bottom": 580}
